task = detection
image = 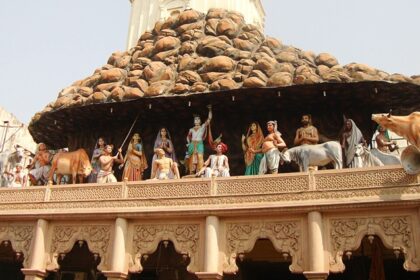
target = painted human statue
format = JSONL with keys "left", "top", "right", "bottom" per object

{"left": 97, "top": 145, "right": 124, "bottom": 183}
{"left": 294, "top": 114, "right": 319, "bottom": 146}
{"left": 258, "top": 121, "right": 287, "bottom": 174}
{"left": 28, "top": 143, "right": 51, "bottom": 185}
{"left": 121, "top": 133, "right": 148, "bottom": 181}
{"left": 340, "top": 119, "right": 366, "bottom": 168}
{"left": 375, "top": 126, "right": 398, "bottom": 153}
{"left": 3, "top": 164, "right": 27, "bottom": 187}
{"left": 150, "top": 127, "right": 178, "bottom": 179}
{"left": 186, "top": 105, "right": 212, "bottom": 174}
{"left": 151, "top": 148, "right": 180, "bottom": 180}
{"left": 88, "top": 137, "right": 106, "bottom": 183}
{"left": 196, "top": 142, "right": 230, "bottom": 178}
{"left": 242, "top": 122, "right": 264, "bottom": 175}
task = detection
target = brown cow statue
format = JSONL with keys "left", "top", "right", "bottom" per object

{"left": 372, "top": 111, "right": 420, "bottom": 174}
{"left": 48, "top": 149, "right": 92, "bottom": 185}
{"left": 372, "top": 111, "right": 420, "bottom": 149}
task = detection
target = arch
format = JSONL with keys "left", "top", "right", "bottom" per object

{"left": 329, "top": 215, "right": 420, "bottom": 273}
{"left": 46, "top": 225, "right": 111, "bottom": 272}
{"left": 223, "top": 220, "right": 304, "bottom": 274}
{"left": 160, "top": 0, "right": 189, "bottom": 19}
{"left": 129, "top": 223, "right": 200, "bottom": 273}
{"left": 0, "top": 224, "right": 34, "bottom": 267}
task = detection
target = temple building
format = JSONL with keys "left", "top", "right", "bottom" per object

{"left": 126, "top": 0, "right": 265, "bottom": 49}
{"left": 1, "top": 1, "right": 420, "bottom": 280}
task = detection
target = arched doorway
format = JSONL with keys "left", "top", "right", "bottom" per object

{"left": 45, "top": 240, "right": 106, "bottom": 280}
{"left": 223, "top": 239, "right": 306, "bottom": 280}
{"left": 328, "top": 235, "right": 420, "bottom": 280}
{"left": 0, "top": 240, "right": 24, "bottom": 280}
{"left": 129, "top": 240, "right": 197, "bottom": 280}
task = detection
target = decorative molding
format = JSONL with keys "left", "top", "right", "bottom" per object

{"left": 49, "top": 184, "right": 122, "bottom": 201}
{"left": 314, "top": 168, "right": 417, "bottom": 191}
{"left": 329, "top": 216, "right": 420, "bottom": 272}
{"left": 0, "top": 184, "right": 418, "bottom": 213}
{"left": 46, "top": 225, "right": 111, "bottom": 271}
{"left": 127, "top": 179, "right": 211, "bottom": 199}
{"left": 0, "top": 223, "right": 34, "bottom": 267}
{"left": 0, "top": 167, "right": 418, "bottom": 216}
{"left": 129, "top": 223, "right": 200, "bottom": 273}
{"left": 223, "top": 220, "right": 303, "bottom": 274}
{"left": 216, "top": 174, "right": 309, "bottom": 195}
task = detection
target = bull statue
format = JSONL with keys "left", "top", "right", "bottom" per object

{"left": 280, "top": 141, "right": 343, "bottom": 172}
{"left": 48, "top": 149, "right": 92, "bottom": 185}
{"left": 372, "top": 111, "right": 420, "bottom": 174}
{"left": 372, "top": 111, "right": 420, "bottom": 149}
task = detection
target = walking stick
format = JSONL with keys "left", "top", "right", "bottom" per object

{"left": 119, "top": 113, "right": 140, "bottom": 151}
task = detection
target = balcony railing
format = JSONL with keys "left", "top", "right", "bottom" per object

{"left": 0, "top": 166, "right": 419, "bottom": 215}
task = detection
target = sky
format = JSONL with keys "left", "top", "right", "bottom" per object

{"left": 0, "top": 0, "right": 419, "bottom": 125}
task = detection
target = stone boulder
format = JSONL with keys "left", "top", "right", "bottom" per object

{"left": 203, "top": 56, "right": 235, "bottom": 72}
{"left": 143, "top": 62, "right": 174, "bottom": 83}
{"left": 315, "top": 53, "right": 339, "bottom": 67}
{"left": 267, "top": 72, "right": 293, "bottom": 87}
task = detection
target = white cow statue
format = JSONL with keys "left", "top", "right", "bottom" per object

{"left": 281, "top": 141, "right": 343, "bottom": 172}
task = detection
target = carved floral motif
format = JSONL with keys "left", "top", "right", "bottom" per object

{"left": 223, "top": 221, "right": 303, "bottom": 274}
{"left": 329, "top": 216, "right": 420, "bottom": 272}
{"left": 0, "top": 224, "right": 34, "bottom": 267}
{"left": 129, "top": 224, "right": 200, "bottom": 273}
{"left": 47, "top": 225, "right": 111, "bottom": 271}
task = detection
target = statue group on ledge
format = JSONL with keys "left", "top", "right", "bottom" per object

{"left": 13, "top": 108, "right": 412, "bottom": 186}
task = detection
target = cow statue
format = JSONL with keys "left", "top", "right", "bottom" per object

{"left": 372, "top": 111, "right": 420, "bottom": 174}
{"left": 372, "top": 111, "right": 420, "bottom": 149}
{"left": 280, "top": 141, "right": 343, "bottom": 172}
{"left": 353, "top": 144, "right": 384, "bottom": 168}
{"left": 48, "top": 149, "right": 92, "bottom": 185}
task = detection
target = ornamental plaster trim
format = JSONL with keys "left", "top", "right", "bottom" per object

{"left": 223, "top": 220, "right": 303, "bottom": 274}
{"left": 328, "top": 215, "right": 420, "bottom": 272}
{"left": 0, "top": 184, "right": 418, "bottom": 214}
{"left": 46, "top": 224, "right": 112, "bottom": 271}
{"left": 129, "top": 223, "right": 200, "bottom": 273}
{"left": 0, "top": 223, "right": 34, "bottom": 267}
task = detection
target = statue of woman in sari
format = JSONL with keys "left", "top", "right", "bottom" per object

{"left": 88, "top": 137, "right": 106, "bottom": 183}
{"left": 242, "top": 122, "right": 264, "bottom": 175}
{"left": 259, "top": 121, "right": 287, "bottom": 174}
{"left": 122, "top": 133, "right": 148, "bottom": 181}
{"left": 151, "top": 127, "right": 178, "bottom": 179}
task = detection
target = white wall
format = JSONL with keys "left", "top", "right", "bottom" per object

{"left": 126, "top": 0, "right": 265, "bottom": 49}
{"left": 0, "top": 106, "right": 36, "bottom": 153}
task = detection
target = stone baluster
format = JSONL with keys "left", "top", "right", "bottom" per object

{"left": 22, "top": 219, "right": 48, "bottom": 280}
{"left": 304, "top": 211, "right": 329, "bottom": 280}
{"left": 103, "top": 218, "right": 128, "bottom": 280}
{"left": 196, "top": 216, "right": 222, "bottom": 280}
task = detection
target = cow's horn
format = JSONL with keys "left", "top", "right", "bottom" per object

{"left": 401, "top": 145, "right": 420, "bottom": 175}
{"left": 387, "top": 109, "right": 392, "bottom": 118}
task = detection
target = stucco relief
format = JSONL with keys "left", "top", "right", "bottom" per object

{"left": 46, "top": 225, "right": 111, "bottom": 271}
{"left": 129, "top": 224, "right": 200, "bottom": 273}
{"left": 329, "top": 216, "right": 420, "bottom": 272}
{"left": 0, "top": 224, "right": 34, "bottom": 267}
{"left": 223, "top": 220, "right": 303, "bottom": 274}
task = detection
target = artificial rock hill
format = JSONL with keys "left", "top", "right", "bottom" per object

{"left": 30, "top": 8, "right": 420, "bottom": 126}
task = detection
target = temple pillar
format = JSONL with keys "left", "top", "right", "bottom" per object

{"left": 196, "top": 216, "right": 222, "bottom": 280}
{"left": 103, "top": 218, "right": 128, "bottom": 280}
{"left": 126, "top": 0, "right": 142, "bottom": 49}
{"left": 22, "top": 219, "right": 48, "bottom": 280}
{"left": 303, "top": 211, "right": 328, "bottom": 280}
